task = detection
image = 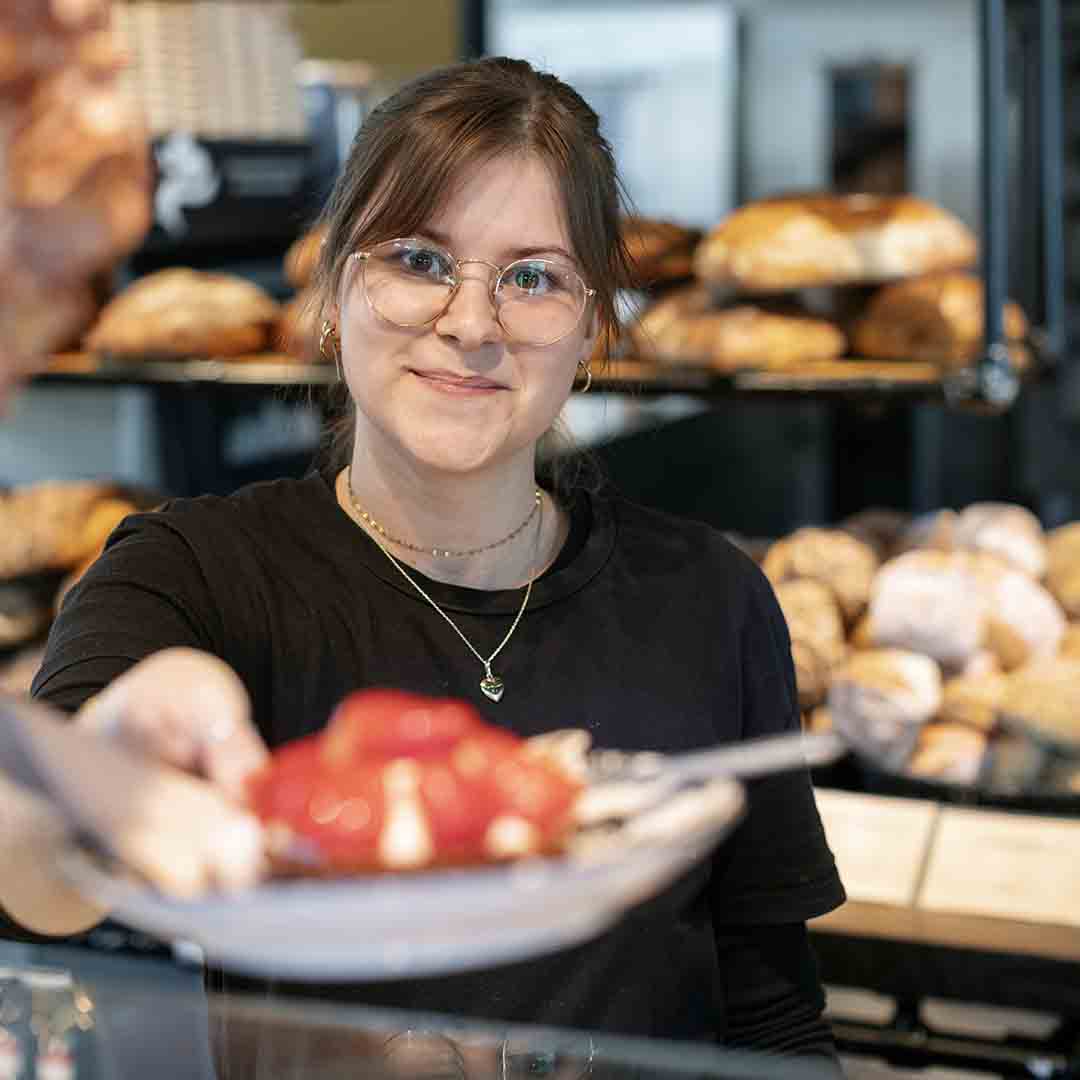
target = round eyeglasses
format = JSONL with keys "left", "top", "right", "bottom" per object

{"left": 351, "top": 238, "right": 596, "bottom": 347}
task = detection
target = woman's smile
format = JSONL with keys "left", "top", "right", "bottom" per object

{"left": 408, "top": 367, "right": 507, "bottom": 394}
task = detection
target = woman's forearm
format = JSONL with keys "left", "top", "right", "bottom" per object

{"left": 0, "top": 773, "right": 108, "bottom": 936}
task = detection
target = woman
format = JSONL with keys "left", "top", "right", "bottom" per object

{"left": 21, "top": 57, "right": 844, "bottom": 1066}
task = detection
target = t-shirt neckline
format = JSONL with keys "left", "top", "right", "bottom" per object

{"left": 305, "top": 469, "right": 616, "bottom": 616}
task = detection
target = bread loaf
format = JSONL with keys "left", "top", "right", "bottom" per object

{"left": 953, "top": 502, "right": 1046, "bottom": 578}
{"left": 284, "top": 225, "right": 326, "bottom": 289}
{"left": 1, "top": 0, "right": 150, "bottom": 366}
{"left": 839, "top": 507, "right": 911, "bottom": 562}
{"left": 632, "top": 285, "right": 846, "bottom": 369}
{"left": 0, "top": 481, "right": 122, "bottom": 579}
{"left": 621, "top": 216, "right": 700, "bottom": 287}
{"left": 867, "top": 550, "right": 986, "bottom": 669}
{"left": 828, "top": 648, "right": 942, "bottom": 753}
{"left": 906, "top": 722, "right": 988, "bottom": 785}
{"left": 1060, "top": 624, "right": 1080, "bottom": 660}
{"left": 970, "top": 554, "right": 1065, "bottom": 670}
{"left": 85, "top": 268, "right": 280, "bottom": 357}
{"left": 774, "top": 579, "right": 846, "bottom": 709}
{"left": 852, "top": 272, "right": 1028, "bottom": 370}
{"left": 763, "top": 528, "right": 879, "bottom": 623}
{"left": 939, "top": 671, "right": 1008, "bottom": 731}
{"left": 998, "top": 658, "right": 1080, "bottom": 747}
{"left": 1046, "top": 523, "right": 1080, "bottom": 618}
{"left": 694, "top": 194, "right": 976, "bottom": 293}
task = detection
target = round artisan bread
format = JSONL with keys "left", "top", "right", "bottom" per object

{"left": 851, "top": 272, "right": 1029, "bottom": 370}
{"left": 621, "top": 215, "right": 701, "bottom": 287}
{"left": 764, "top": 527, "right": 879, "bottom": 623}
{"left": 865, "top": 550, "right": 986, "bottom": 669}
{"left": 998, "top": 658, "right": 1080, "bottom": 748}
{"left": 773, "top": 579, "right": 846, "bottom": 709}
{"left": 968, "top": 554, "right": 1065, "bottom": 670}
{"left": 631, "top": 284, "right": 845, "bottom": 368}
{"left": 284, "top": 225, "right": 326, "bottom": 289}
{"left": 1046, "top": 523, "right": 1080, "bottom": 618}
{"left": 85, "top": 268, "right": 280, "bottom": 358}
{"left": 938, "top": 671, "right": 1008, "bottom": 732}
{"left": 1060, "top": 624, "right": 1080, "bottom": 660}
{"left": 827, "top": 647, "right": 942, "bottom": 752}
{"left": 693, "top": 193, "right": 976, "bottom": 293}
{"left": 952, "top": 502, "right": 1046, "bottom": 578}
{"left": 905, "top": 722, "right": 988, "bottom": 785}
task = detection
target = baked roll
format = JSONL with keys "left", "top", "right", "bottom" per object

{"left": 852, "top": 272, "right": 1028, "bottom": 370}
{"left": 939, "top": 671, "right": 1008, "bottom": 732}
{"left": 763, "top": 528, "right": 879, "bottom": 623}
{"left": 1, "top": 0, "right": 151, "bottom": 364}
{"left": 631, "top": 284, "right": 846, "bottom": 369}
{"left": 693, "top": 194, "right": 976, "bottom": 293}
{"left": 952, "top": 502, "right": 1046, "bottom": 579}
{"left": 85, "top": 268, "right": 280, "bottom": 358}
{"left": 866, "top": 550, "right": 987, "bottom": 669}
{"left": 998, "top": 658, "right": 1080, "bottom": 747}
{"left": 1060, "top": 624, "right": 1080, "bottom": 660}
{"left": 284, "top": 225, "right": 326, "bottom": 289}
{"left": 0, "top": 481, "right": 126, "bottom": 579}
{"left": 970, "top": 554, "right": 1065, "bottom": 670}
{"left": 906, "top": 722, "right": 988, "bottom": 785}
{"left": 1046, "top": 523, "right": 1080, "bottom": 618}
{"left": 838, "top": 507, "right": 911, "bottom": 562}
{"left": 828, "top": 648, "right": 942, "bottom": 754}
{"left": 620, "top": 216, "right": 701, "bottom": 287}
{"left": 774, "top": 579, "right": 846, "bottom": 709}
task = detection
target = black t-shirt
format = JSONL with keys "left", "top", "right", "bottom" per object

{"left": 32, "top": 470, "right": 844, "bottom": 1046}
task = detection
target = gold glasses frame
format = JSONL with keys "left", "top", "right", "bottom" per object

{"left": 349, "top": 238, "right": 596, "bottom": 347}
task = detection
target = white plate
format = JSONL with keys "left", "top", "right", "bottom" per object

{"left": 61, "top": 778, "right": 744, "bottom": 981}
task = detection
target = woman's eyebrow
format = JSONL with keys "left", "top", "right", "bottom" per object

{"left": 419, "top": 227, "right": 576, "bottom": 263}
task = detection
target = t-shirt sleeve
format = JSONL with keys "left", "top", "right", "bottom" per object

{"left": 710, "top": 559, "right": 845, "bottom": 925}
{"left": 30, "top": 511, "right": 222, "bottom": 713}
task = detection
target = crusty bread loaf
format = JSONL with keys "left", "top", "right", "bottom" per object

{"left": 1060, "top": 624, "right": 1080, "bottom": 660}
{"left": 0, "top": 481, "right": 123, "bottom": 579}
{"left": 852, "top": 272, "right": 1029, "bottom": 370}
{"left": 284, "top": 225, "right": 326, "bottom": 289}
{"left": 998, "top": 658, "right": 1080, "bottom": 746}
{"left": 694, "top": 194, "right": 976, "bottom": 293}
{"left": 828, "top": 648, "right": 942, "bottom": 753}
{"left": 631, "top": 285, "right": 846, "bottom": 369}
{"left": 764, "top": 528, "right": 879, "bottom": 623}
{"left": 939, "top": 671, "right": 1008, "bottom": 731}
{"left": 1, "top": 0, "right": 150, "bottom": 364}
{"left": 774, "top": 579, "right": 846, "bottom": 708}
{"left": 969, "top": 554, "right": 1064, "bottom": 670}
{"left": 953, "top": 502, "right": 1046, "bottom": 579}
{"left": 906, "top": 722, "right": 988, "bottom": 785}
{"left": 838, "top": 507, "right": 911, "bottom": 562}
{"left": 867, "top": 550, "right": 987, "bottom": 669}
{"left": 85, "top": 268, "right": 280, "bottom": 357}
{"left": 896, "top": 509, "right": 958, "bottom": 555}
{"left": 621, "top": 216, "right": 701, "bottom": 287}
{"left": 1046, "top": 523, "right": 1080, "bottom": 618}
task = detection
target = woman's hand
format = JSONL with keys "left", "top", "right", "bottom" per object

{"left": 76, "top": 647, "right": 269, "bottom": 802}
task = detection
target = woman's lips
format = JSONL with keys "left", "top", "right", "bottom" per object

{"left": 409, "top": 368, "right": 505, "bottom": 393}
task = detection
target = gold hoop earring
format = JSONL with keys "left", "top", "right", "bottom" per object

{"left": 576, "top": 358, "right": 592, "bottom": 394}
{"left": 319, "top": 319, "right": 343, "bottom": 381}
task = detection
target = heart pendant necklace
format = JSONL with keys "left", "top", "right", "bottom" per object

{"left": 347, "top": 470, "right": 542, "bottom": 703}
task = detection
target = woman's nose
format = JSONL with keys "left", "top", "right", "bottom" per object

{"left": 434, "top": 271, "right": 502, "bottom": 348}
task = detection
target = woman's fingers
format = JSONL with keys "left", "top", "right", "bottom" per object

{"left": 77, "top": 648, "right": 269, "bottom": 803}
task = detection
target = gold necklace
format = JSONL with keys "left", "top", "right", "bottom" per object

{"left": 347, "top": 480, "right": 544, "bottom": 703}
{"left": 347, "top": 468, "right": 540, "bottom": 558}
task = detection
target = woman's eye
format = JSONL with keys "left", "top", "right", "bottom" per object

{"left": 510, "top": 265, "right": 548, "bottom": 292}
{"left": 401, "top": 248, "right": 449, "bottom": 276}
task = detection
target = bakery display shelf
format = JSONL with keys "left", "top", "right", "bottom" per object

{"left": 40, "top": 352, "right": 959, "bottom": 401}
{"left": 40, "top": 352, "right": 335, "bottom": 388}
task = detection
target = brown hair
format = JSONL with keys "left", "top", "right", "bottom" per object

{"left": 310, "top": 56, "right": 634, "bottom": 486}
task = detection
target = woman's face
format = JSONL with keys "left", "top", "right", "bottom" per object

{"left": 337, "top": 153, "right": 597, "bottom": 480}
